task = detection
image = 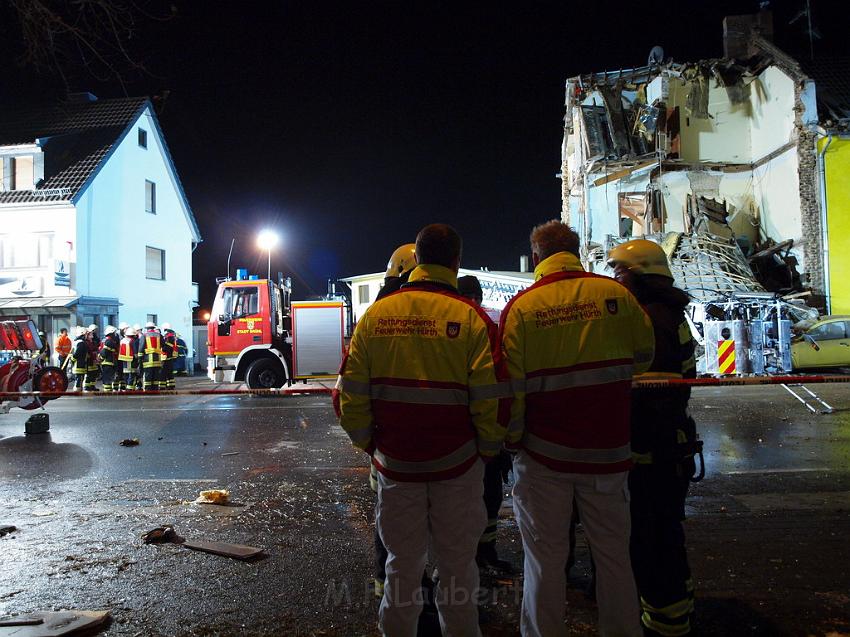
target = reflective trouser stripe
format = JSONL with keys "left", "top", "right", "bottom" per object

{"left": 524, "top": 432, "right": 632, "bottom": 464}
{"left": 374, "top": 439, "right": 477, "bottom": 475}
{"left": 640, "top": 595, "right": 694, "bottom": 636}
{"left": 468, "top": 381, "right": 511, "bottom": 400}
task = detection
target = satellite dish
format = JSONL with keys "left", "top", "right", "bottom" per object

{"left": 648, "top": 46, "right": 665, "bottom": 66}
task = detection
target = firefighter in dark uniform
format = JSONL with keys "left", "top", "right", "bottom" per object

{"left": 84, "top": 324, "right": 100, "bottom": 391}
{"left": 139, "top": 322, "right": 163, "bottom": 391}
{"left": 607, "top": 239, "right": 702, "bottom": 637}
{"left": 368, "top": 243, "right": 417, "bottom": 599}
{"left": 160, "top": 322, "right": 178, "bottom": 390}
{"left": 69, "top": 326, "right": 89, "bottom": 391}
{"left": 118, "top": 327, "right": 138, "bottom": 391}
{"left": 132, "top": 324, "right": 143, "bottom": 389}
{"left": 457, "top": 274, "right": 515, "bottom": 575}
{"left": 99, "top": 326, "right": 120, "bottom": 392}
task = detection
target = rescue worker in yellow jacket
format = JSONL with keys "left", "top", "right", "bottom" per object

{"left": 500, "top": 220, "right": 654, "bottom": 637}
{"left": 607, "top": 239, "right": 700, "bottom": 637}
{"left": 335, "top": 224, "right": 512, "bottom": 637}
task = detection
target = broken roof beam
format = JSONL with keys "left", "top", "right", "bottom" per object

{"left": 592, "top": 160, "right": 657, "bottom": 187}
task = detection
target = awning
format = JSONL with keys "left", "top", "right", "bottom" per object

{"left": 0, "top": 296, "right": 79, "bottom": 316}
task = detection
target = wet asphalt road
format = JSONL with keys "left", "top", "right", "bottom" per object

{"left": 1, "top": 380, "right": 849, "bottom": 636}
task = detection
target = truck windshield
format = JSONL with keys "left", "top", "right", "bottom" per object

{"left": 222, "top": 286, "right": 259, "bottom": 318}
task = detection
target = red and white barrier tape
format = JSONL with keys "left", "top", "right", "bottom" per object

{"left": 1, "top": 375, "right": 849, "bottom": 399}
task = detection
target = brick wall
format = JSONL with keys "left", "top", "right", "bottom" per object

{"left": 795, "top": 80, "right": 825, "bottom": 308}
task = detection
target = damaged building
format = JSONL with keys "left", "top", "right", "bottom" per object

{"left": 560, "top": 10, "right": 850, "bottom": 318}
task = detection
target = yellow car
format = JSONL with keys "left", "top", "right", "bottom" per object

{"left": 791, "top": 315, "right": 850, "bottom": 370}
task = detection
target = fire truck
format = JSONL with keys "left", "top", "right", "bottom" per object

{"left": 0, "top": 319, "right": 68, "bottom": 412}
{"left": 207, "top": 270, "right": 345, "bottom": 389}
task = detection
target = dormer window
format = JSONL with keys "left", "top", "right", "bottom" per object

{"left": 138, "top": 128, "right": 148, "bottom": 148}
{"left": 0, "top": 155, "right": 34, "bottom": 191}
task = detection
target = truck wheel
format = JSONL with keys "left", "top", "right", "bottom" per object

{"left": 245, "top": 358, "right": 285, "bottom": 389}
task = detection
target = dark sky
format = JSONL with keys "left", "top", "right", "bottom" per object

{"left": 2, "top": 0, "right": 846, "bottom": 312}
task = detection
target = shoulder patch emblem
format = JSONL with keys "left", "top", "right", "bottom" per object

{"left": 446, "top": 321, "right": 461, "bottom": 338}
{"left": 605, "top": 299, "right": 619, "bottom": 315}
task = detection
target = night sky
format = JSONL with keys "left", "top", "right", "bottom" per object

{"left": 2, "top": 0, "right": 845, "bottom": 312}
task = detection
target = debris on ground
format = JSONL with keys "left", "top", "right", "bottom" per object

{"left": 0, "top": 610, "right": 110, "bottom": 636}
{"left": 221, "top": 451, "right": 239, "bottom": 457}
{"left": 195, "top": 489, "right": 230, "bottom": 505}
{"left": 140, "top": 524, "right": 263, "bottom": 561}
{"left": 0, "top": 525, "right": 16, "bottom": 537}
{"left": 118, "top": 438, "right": 140, "bottom": 447}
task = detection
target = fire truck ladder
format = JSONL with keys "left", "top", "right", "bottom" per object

{"left": 780, "top": 383, "right": 834, "bottom": 414}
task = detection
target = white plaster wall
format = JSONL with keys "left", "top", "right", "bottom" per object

{"left": 749, "top": 66, "right": 797, "bottom": 160}
{"left": 0, "top": 202, "right": 77, "bottom": 298}
{"left": 668, "top": 77, "right": 752, "bottom": 163}
{"left": 76, "top": 106, "right": 196, "bottom": 350}
{"left": 752, "top": 148, "right": 804, "bottom": 270}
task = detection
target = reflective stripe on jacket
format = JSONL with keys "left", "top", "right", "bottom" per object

{"left": 500, "top": 251, "right": 654, "bottom": 474}
{"left": 118, "top": 336, "right": 137, "bottom": 362}
{"left": 334, "top": 264, "right": 512, "bottom": 482}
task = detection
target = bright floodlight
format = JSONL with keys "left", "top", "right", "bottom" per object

{"left": 257, "top": 230, "right": 279, "bottom": 251}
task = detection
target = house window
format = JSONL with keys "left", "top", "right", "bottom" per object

{"left": 0, "top": 233, "right": 53, "bottom": 268}
{"left": 145, "top": 246, "right": 165, "bottom": 280}
{"left": 358, "top": 284, "right": 370, "bottom": 304}
{"left": 146, "top": 314, "right": 158, "bottom": 326}
{"left": 138, "top": 128, "right": 148, "bottom": 148}
{"left": 11, "top": 156, "right": 34, "bottom": 190}
{"left": 145, "top": 180, "right": 156, "bottom": 214}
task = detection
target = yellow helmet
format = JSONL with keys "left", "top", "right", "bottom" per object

{"left": 385, "top": 243, "right": 417, "bottom": 278}
{"left": 607, "top": 239, "right": 673, "bottom": 279}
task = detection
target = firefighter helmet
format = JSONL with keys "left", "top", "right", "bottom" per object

{"left": 104, "top": 325, "right": 118, "bottom": 335}
{"left": 145, "top": 321, "right": 156, "bottom": 329}
{"left": 118, "top": 322, "right": 129, "bottom": 331}
{"left": 385, "top": 243, "right": 417, "bottom": 278}
{"left": 87, "top": 323, "right": 98, "bottom": 332}
{"left": 125, "top": 327, "right": 136, "bottom": 337}
{"left": 74, "top": 326, "right": 87, "bottom": 337}
{"left": 607, "top": 239, "right": 673, "bottom": 279}
{"left": 161, "top": 322, "right": 172, "bottom": 331}
{"left": 133, "top": 324, "right": 142, "bottom": 332}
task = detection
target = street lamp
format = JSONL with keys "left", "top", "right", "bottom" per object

{"left": 256, "top": 230, "right": 279, "bottom": 280}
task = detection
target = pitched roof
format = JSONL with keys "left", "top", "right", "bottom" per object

{"left": 0, "top": 96, "right": 201, "bottom": 242}
{"left": 0, "top": 97, "right": 147, "bottom": 205}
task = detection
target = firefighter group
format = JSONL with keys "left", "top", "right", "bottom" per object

{"left": 62, "top": 322, "right": 182, "bottom": 391}
{"left": 335, "top": 221, "right": 699, "bottom": 637}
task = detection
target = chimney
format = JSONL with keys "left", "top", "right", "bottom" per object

{"left": 520, "top": 255, "right": 530, "bottom": 272}
{"left": 723, "top": 10, "right": 773, "bottom": 59}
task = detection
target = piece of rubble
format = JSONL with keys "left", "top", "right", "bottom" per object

{"left": 140, "top": 524, "right": 263, "bottom": 561}
{"left": 118, "top": 438, "right": 139, "bottom": 447}
{"left": 0, "top": 525, "right": 16, "bottom": 537}
{"left": 195, "top": 489, "right": 229, "bottom": 505}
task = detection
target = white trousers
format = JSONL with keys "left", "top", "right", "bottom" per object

{"left": 377, "top": 460, "right": 486, "bottom": 637}
{"left": 513, "top": 452, "right": 642, "bottom": 637}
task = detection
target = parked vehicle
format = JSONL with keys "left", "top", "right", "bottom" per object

{"left": 791, "top": 315, "right": 850, "bottom": 370}
{"left": 207, "top": 269, "right": 345, "bottom": 388}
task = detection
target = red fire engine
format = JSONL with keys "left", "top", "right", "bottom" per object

{"left": 207, "top": 271, "right": 345, "bottom": 389}
{"left": 0, "top": 319, "right": 68, "bottom": 411}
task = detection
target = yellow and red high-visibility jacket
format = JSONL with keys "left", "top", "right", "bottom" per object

{"left": 334, "top": 264, "right": 512, "bottom": 482}
{"left": 500, "top": 251, "right": 655, "bottom": 474}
